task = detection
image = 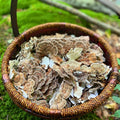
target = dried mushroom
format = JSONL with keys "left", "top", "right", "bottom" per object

{"left": 59, "top": 81, "right": 73, "bottom": 99}
{"left": 36, "top": 41, "right": 58, "bottom": 58}
{"left": 73, "top": 82, "right": 84, "bottom": 99}
{"left": 14, "top": 72, "right": 26, "bottom": 87}
{"left": 9, "top": 33, "right": 112, "bottom": 109}
{"left": 9, "top": 60, "right": 19, "bottom": 79}
{"left": 66, "top": 47, "right": 83, "bottom": 60}
{"left": 32, "top": 100, "right": 49, "bottom": 107}
{"left": 50, "top": 92, "right": 67, "bottom": 109}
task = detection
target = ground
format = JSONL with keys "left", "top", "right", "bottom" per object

{"left": 0, "top": 0, "right": 120, "bottom": 120}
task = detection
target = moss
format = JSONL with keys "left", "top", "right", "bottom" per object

{"left": 80, "top": 9, "right": 120, "bottom": 27}
{"left": 17, "top": 0, "right": 39, "bottom": 9}
{"left": 17, "top": 1, "right": 90, "bottom": 33}
{"left": 0, "top": 16, "right": 11, "bottom": 26}
{"left": 1, "top": 0, "right": 119, "bottom": 120}
{"left": 17, "top": 1, "right": 120, "bottom": 33}
{"left": 0, "top": 0, "right": 39, "bottom": 15}
{"left": 0, "top": 0, "right": 11, "bottom": 15}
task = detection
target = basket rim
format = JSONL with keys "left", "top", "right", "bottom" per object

{"left": 2, "top": 22, "right": 118, "bottom": 119}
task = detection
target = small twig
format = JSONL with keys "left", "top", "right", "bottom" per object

{"left": 60, "top": 0, "right": 115, "bottom": 15}
{"left": 41, "top": 0, "right": 120, "bottom": 35}
{"left": 97, "top": 0, "right": 120, "bottom": 17}
{"left": 72, "top": 6, "right": 114, "bottom": 16}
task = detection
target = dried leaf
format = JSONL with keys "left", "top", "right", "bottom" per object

{"left": 104, "top": 102, "right": 118, "bottom": 110}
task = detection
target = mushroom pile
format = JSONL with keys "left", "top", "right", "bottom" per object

{"left": 9, "top": 33, "right": 112, "bottom": 109}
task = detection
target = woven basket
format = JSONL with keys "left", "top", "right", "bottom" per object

{"left": 1, "top": 0, "right": 119, "bottom": 119}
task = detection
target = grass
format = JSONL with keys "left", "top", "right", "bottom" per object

{"left": 0, "top": 0, "right": 120, "bottom": 119}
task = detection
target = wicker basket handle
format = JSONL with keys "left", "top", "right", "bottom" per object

{"left": 11, "top": 0, "right": 19, "bottom": 37}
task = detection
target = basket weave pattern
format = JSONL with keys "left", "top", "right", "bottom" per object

{"left": 2, "top": 23, "right": 118, "bottom": 119}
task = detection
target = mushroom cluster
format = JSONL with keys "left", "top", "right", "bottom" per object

{"left": 9, "top": 33, "right": 112, "bottom": 109}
